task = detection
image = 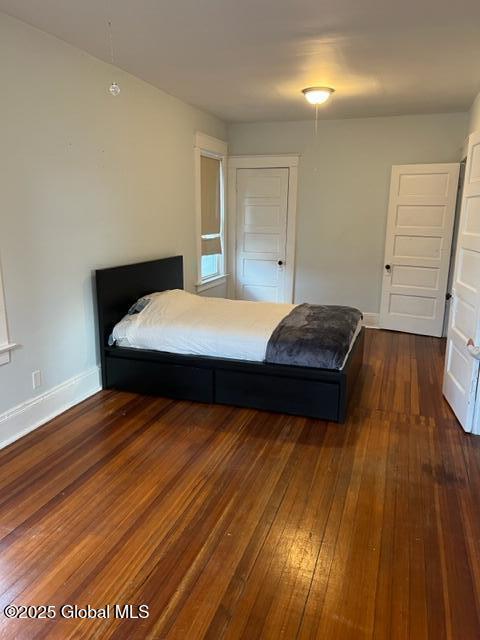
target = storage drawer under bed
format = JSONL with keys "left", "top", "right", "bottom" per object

{"left": 105, "top": 355, "right": 214, "bottom": 403}
{"left": 215, "top": 369, "right": 341, "bottom": 421}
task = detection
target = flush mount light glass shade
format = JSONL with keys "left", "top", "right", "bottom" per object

{"left": 109, "top": 82, "right": 121, "bottom": 96}
{"left": 302, "top": 87, "right": 334, "bottom": 105}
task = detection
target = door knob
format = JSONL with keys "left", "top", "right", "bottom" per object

{"left": 467, "top": 339, "right": 480, "bottom": 360}
{"left": 278, "top": 260, "right": 284, "bottom": 266}
{"left": 385, "top": 264, "right": 391, "bottom": 271}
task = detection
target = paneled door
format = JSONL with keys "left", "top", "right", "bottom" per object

{"left": 443, "top": 132, "right": 480, "bottom": 433}
{"left": 235, "top": 168, "right": 289, "bottom": 302}
{"left": 380, "top": 163, "right": 460, "bottom": 336}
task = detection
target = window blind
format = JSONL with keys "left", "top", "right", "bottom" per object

{"left": 201, "top": 156, "right": 222, "bottom": 255}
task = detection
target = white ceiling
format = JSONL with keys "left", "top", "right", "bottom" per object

{"left": 1, "top": 0, "right": 480, "bottom": 122}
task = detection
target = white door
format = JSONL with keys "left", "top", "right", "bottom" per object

{"left": 380, "top": 163, "right": 460, "bottom": 337}
{"left": 443, "top": 132, "right": 480, "bottom": 433}
{"left": 235, "top": 168, "right": 289, "bottom": 302}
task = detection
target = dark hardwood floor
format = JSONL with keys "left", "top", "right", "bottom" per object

{"left": 1, "top": 329, "right": 479, "bottom": 639}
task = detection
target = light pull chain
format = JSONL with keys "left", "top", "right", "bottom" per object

{"left": 313, "top": 104, "right": 320, "bottom": 173}
{"left": 108, "top": 20, "right": 115, "bottom": 65}
{"left": 107, "top": 16, "right": 120, "bottom": 96}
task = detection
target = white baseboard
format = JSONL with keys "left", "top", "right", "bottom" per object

{"left": 363, "top": 312, "right": 380, "bottom": 329}
{"left": 0, "top": 367, "right": 101, "bottom": 450}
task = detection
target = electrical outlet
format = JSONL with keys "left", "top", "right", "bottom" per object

{"left": 32, "top": 370, "right": 42, "bottom": 390}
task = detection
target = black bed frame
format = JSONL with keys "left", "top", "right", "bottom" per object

{"left": 95, "top": 256, "right": 364, "bottom": 422}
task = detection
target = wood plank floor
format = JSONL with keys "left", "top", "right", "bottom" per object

{"left": 1, "top": 329, "right": 479, "bottom": 639}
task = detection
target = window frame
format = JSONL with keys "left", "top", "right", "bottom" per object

{"left": 194, "top": 132, "right": 228, "bottom": 292}
{"left": 0, "top": 258, "right": 15, "bottom": 365}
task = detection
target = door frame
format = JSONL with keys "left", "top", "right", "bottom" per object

{"left": 227, "top": 155, "right": 299, "bottom": 302}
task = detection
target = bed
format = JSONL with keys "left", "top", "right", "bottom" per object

{"left": 95, "top": 255, "right": 364, "bottom": 422}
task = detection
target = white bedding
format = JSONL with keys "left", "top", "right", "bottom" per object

{"left": 111, "top": 289, "right": 362, "bottom": 368}
{"left": 112, "top": 289, "right": 296, "bottom": 362}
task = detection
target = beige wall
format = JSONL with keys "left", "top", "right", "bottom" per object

{"left": 0, "top": 13, "right": 226, "bottom": 417}
{"left": 228, "top": 113, "right": 467, "bottom": 313}
{"left": 468, "top": 93, "right": 480, "bottom": 134}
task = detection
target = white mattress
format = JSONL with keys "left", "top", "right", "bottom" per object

{"left": 342, "top": 318, "right": 363, "bottom": 369}
{"left": 111, "top": 289, "right": 362, "bottom": 369}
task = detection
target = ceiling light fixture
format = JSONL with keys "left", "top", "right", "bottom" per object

{"left": 302, "top": 87, "right": 335, "bottom": 105}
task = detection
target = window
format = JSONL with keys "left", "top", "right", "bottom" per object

{"left": 195, "top": 133, "right": 227, "bottom": 291}
{"left": 200, "top": 154, "right": 222, "bottom": 280}
{"left": 201, "top": 254, "right": 220, "bottom": 280}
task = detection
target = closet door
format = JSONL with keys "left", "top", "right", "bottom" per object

{"left": 235, "top": 168, "right": 289, "bottom": 302}
{"left": 380, "top": 163, "right": 460, "bottom": 337}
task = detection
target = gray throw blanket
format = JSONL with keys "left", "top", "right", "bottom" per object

{"left": 265, "top": 304, "right": 362, "bottom": 370}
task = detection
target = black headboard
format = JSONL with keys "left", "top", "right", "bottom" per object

{"left": 95, "top": 255, "right": 183, "bottom": 353}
